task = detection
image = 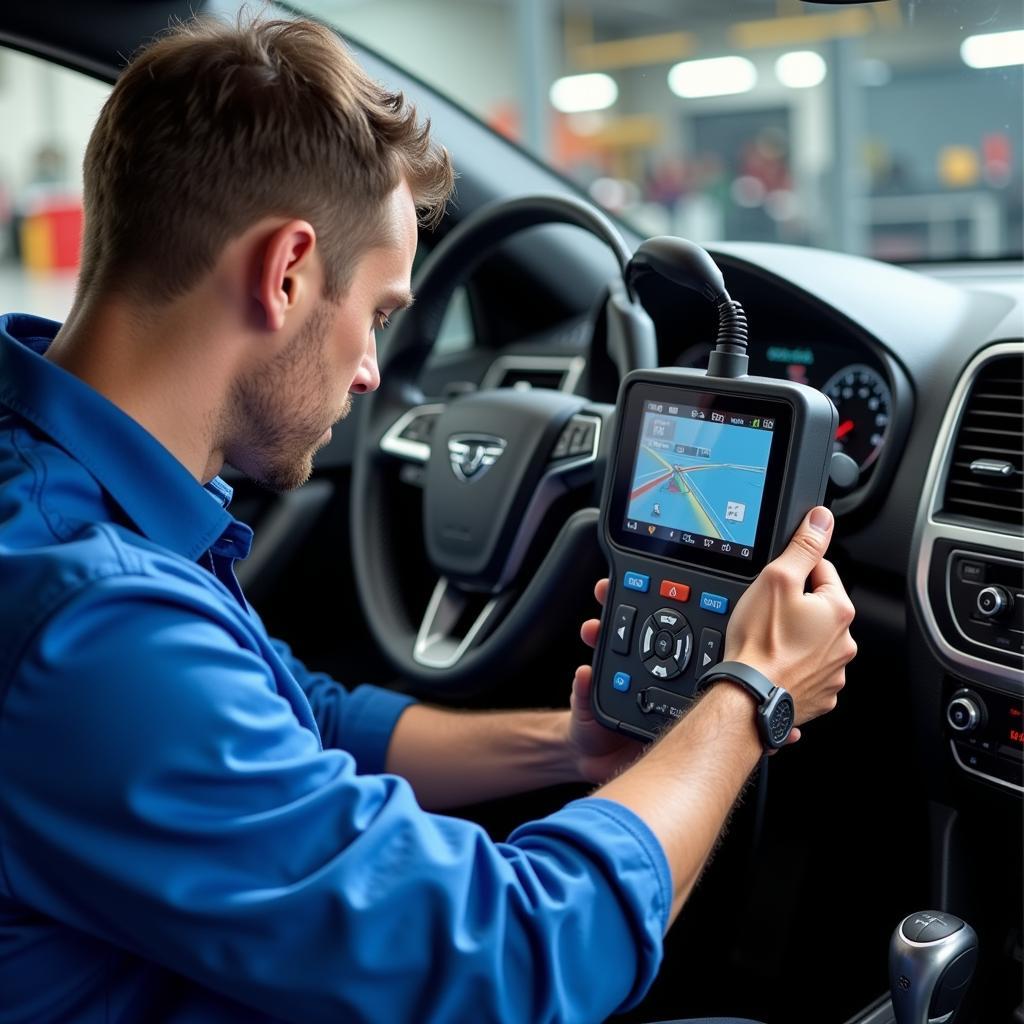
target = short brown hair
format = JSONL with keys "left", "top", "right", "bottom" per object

{"left": 78, "top": 15, "right": 454, "bottom": 303}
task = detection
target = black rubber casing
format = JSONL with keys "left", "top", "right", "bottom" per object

{"left": 592, "top": 366, "right": 837, "bottom": 740}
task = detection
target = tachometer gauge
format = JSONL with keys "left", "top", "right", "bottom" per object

{"left": 822, "top": 364, "right": 891, "bottom": 474}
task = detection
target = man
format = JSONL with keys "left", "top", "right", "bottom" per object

{"left": 0, "top": 15, "right": 856, "bottom": 1024}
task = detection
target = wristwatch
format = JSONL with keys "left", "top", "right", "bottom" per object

{"left": 697, "top": 660, "right": 795, "bottom": 749}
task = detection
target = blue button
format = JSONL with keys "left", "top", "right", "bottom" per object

{"left": 612, "top": 671, "right": 631, "bottom": 692}
{"left": 623, "top": 571, "right": 650, "bottom": 593}
{"left": 700, "top": 592, "right": 729, "bottom": 615}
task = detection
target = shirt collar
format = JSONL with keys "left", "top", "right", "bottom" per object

{"left": 0, "top": 312, "right": 246, "bottom": 562}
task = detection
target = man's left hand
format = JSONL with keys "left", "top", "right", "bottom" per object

{"left": 565, "top": 579, "right": 645, "bottom": 785}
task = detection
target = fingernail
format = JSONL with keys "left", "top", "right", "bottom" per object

{"left": 809, "top": 507, "right": 833, "bottom": 534}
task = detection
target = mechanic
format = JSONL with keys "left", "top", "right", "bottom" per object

{"left": 0, "top": 15, "right": 856, "bottom": 1024}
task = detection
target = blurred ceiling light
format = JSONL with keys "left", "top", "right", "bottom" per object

{"left": 775, "top": 50, "right": 827, "bottom": 88}
{"left": 549, "top": 73, "right": 618, "bottom": 113}
{"left": 961, "top": 29, "right": 1024, "bottom": 69}
{"left": 859, "top": 59, "right": 891, "bottom": 87}
{"left": 668, "top": 56, "right": 757, "bottom": 99}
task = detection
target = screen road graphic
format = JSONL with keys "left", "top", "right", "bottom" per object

{"left": 626, "top": 418, "right": 772, "bottom": 547}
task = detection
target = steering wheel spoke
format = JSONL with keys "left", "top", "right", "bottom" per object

{"left": 413, "top": 577, "right": 510, "bottom": 670}
{"left": 379, "top": 402, "right": 446, "bottom": 465}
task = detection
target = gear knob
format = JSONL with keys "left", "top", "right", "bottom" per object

{"left": 889, "top": 911, "right": 978, "bottom": 1024}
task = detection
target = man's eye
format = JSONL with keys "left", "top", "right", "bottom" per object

{"left": 374, "top": 312, "right": 391, "bottom": 331}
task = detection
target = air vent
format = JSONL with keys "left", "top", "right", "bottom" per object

{"left": 942, "top": 352, "right": 1023, "bottom": 527}
{"left": 482, "top": 356, "right": 584, "bottom": 393}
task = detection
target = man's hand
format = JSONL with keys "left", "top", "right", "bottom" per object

{"left": 724, "top": 505, "right": 856, "bottom": 727}
{"left": 567, "top": 579, "right": 645, "bottom": 785}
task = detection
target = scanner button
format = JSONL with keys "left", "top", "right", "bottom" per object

{"left": 654, "top": 608, "right": 686, "bottom": 633}
{"left": 643, "top": 656, "right": 680, "bottom": 680}
{"left": 612, "top": 671, "right": 631, "bottom": 693}
{"left": 610, "top": 605, "right": 636, "bottom": 655}
{"left": 697, "top": 628, "right": 723, "bottom": 672}
{"left": 654, "top": 630, "right": 674, "bottom": 659}
{"left": 623, "top": 572, "right": 650, "bottom": 593}
{"left": 659, "top": 579, "right": 690, "bottom": 603}
{"left": 640, "top": 622, "right": 656, "bottom": 657}
{"left": 699, "top": 592, "right": 729, "bottom": 615}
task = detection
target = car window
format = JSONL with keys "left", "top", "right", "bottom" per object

{"left": 0, "top": 46, "right": 110, "bottom": 320}
{"left": 302, "top": 0, "right": 1024, "bottom": 264}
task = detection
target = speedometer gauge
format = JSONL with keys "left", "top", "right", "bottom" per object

{"left": 822, "top": 364, "right": 891, "bottom": 474}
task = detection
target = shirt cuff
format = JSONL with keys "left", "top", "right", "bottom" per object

{"left": 508, "top": 795, "right": 671, "bottom": 1012}
{"left": 336, "top": 685, "right": 417, "bottom": 775}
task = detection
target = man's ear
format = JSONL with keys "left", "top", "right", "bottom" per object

{"left": 253, "top": 220, "right": 318, "bottom": 331}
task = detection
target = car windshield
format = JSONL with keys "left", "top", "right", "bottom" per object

{"left": 296, "top": 0, "right": 1023, "bottom": 264}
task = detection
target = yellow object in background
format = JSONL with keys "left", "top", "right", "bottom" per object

{"left": 939, "top": 145, "right": 981, "bottom": 188}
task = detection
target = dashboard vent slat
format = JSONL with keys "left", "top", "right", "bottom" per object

{"left": 941, "top": 352, "right": 1024, "bottom": 528}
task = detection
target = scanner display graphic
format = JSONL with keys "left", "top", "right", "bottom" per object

{"left": 626, "top": 402, "right": 773, "bottom": 554}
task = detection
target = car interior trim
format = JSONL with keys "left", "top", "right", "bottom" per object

{"left": 413, "top": 577, "right": 501, "bottom": 669}
{"left": 950, "top": 739, "right": 1023, "bottom": 795}
{"left": 913, "top": 341, "right": 1024, "bottom": 691}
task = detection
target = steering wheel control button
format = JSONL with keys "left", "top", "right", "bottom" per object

{"left": 610, "top": 605, "right": 637, "bottom": 655}
{"left": 623, "top": 571, "right": 650, "bottom": 593}
{"left": 659, "top": 579, "right": 690, "bottom": 603}
{"left": 697, "top": 628, "right": 723, "bottom": 671}
{"left": 612, "top": 671, "right": 632, "bottom": 693}
{"left": 699, "top": 592, "right": 729, "bottom": 615}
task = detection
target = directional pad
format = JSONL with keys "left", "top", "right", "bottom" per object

{"left": 639, "top": 608, "right": 692, "bottom": 680}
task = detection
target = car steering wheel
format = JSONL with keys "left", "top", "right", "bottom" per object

{"left": 351, "top": 194, "right": 657, "bottom": 695}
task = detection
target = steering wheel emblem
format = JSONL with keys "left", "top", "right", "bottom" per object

{"left": 447, "top": 434, "right": 506, "bottom": 482}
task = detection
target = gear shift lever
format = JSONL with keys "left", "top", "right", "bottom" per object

{"left": 889, "top": 911, "right": 978, "bottom": 1024}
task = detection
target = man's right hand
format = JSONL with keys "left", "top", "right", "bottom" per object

{"left": 723, "top": 505, "right": 857, "bottom": 728}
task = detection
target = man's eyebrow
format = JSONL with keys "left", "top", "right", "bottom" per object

{"left": 381, "top": 289, "right": 415, "bottom": 310}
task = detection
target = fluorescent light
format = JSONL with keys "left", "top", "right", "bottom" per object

{"left": 549, "top": 73, "right": 618, "bottom": 113}
{"left": 961, "top": 29, "right": 1024, "bottom": 69}
{"left": 775, "top": 50, "right": 827, "bottom": 89}
{"left": 668, "top": 56, "right": 756, "bottom": 99}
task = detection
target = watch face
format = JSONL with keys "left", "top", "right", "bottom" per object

{"left": 766, "top": 693, "right": 795, "bottom": 748}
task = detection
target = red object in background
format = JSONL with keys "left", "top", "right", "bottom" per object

{"left": 982, "top": 133, "right": 1012, "bottom": 187}
{"left": 46, "top": 202, "right": 82, "bottom": 270}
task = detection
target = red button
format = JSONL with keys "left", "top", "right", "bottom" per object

{"left": 659, "top": 580, "right": 690, "bottom": 602}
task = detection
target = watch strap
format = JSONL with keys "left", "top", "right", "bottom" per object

{"left": 698, "top": 659, "right": 776, "bottom": 705}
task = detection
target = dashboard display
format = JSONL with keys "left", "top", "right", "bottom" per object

{"left": 625, "top": 401, "right": 775, "bottom": 559}
{"left": 674, "top": 341, "right": 893, "bottom": 479}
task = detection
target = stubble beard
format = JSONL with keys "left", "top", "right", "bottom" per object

{"left": 229, "top": 303, "right": 348, "bottom": 493}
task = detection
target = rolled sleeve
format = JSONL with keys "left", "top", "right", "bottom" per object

{"left": 1, "top": 576, "right": 665, "bottom": 1023}
{"left": 268, "top": 637, "right": 416, "bottom": 773}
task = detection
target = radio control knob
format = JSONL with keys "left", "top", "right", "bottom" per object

{"left": 946, "top": 694, "right": 983, "bottom": 733}
{"left": 976, "top": 585, "right": 1012, "bottom": 620}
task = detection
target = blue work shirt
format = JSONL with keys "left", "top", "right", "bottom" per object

{"left": 0, "top": 313, "right": 670, "bottom": 1023}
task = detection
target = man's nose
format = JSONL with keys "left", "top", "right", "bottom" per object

{"left": 351, "top": 338, "right": 381, "bottom": 394}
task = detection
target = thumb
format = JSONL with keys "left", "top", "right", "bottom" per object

{"left": 772, "top": 506, "right": 833, "bottom": 580}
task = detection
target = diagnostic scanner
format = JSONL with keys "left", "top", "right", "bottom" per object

{"left": 592, "top": 238, "right": 841, "bottom": 740}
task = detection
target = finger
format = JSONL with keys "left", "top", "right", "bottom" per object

{"left": 571, "top": 665, "right": 596, "bottom": 722}
{"left": 594, "top": 578, "right": 609, "bottom": 607}
{"left": 580, "top": 618, "right": 601, "bottom": 648}
{"left": 771, "top": 507, "right": 833, "bottom": 582}
{"left": 809, "top": 556, "right": 842, "bottom": 593}
{"left": 767, "top": 726, "right": 802, "bottom": 755}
